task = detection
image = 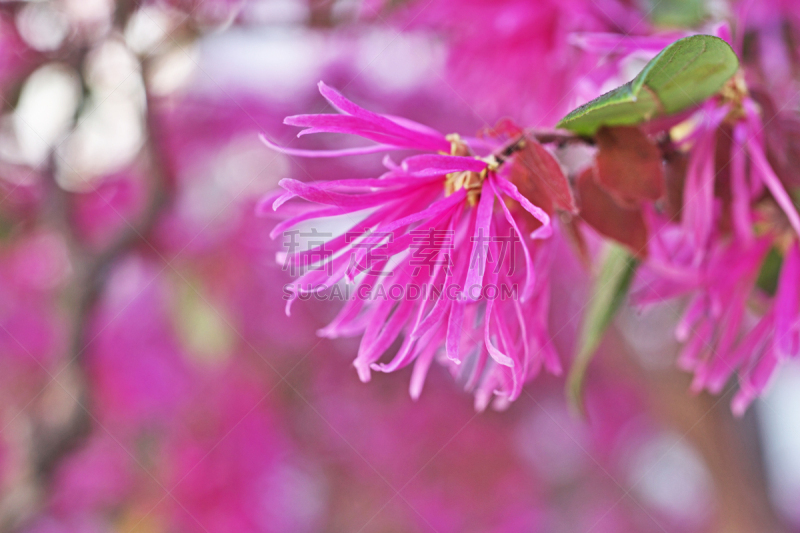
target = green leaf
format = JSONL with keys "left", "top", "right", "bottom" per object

{"left": 557, "top": 35, "right": 739, "bottom": 136}
{"left": 567, "top": 243, "right": 638, "bottom": 416}
{"left": 757, "top": 247, "right": 783, "bottom": 296}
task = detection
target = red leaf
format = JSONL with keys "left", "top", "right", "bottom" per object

{"left": 595, "top": 126, "right": 665, "bottom": 207}
{"left": 577, "top": 167, "right": 649, "bottom": 259}
{"left": 510, "top": 137, "right": 577, "bottom": 215}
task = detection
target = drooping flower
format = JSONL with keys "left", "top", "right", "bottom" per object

{"left": 636, "top": 207, "right": 800, "bottom": 415}
{"left": 635, "top": 223, "right": 767, "bottom": 406}
{"left": 261, "top": 82, "right": 572, "bottom": 409}
{"left": 596, "top": 21, "right": 800, "bottom": 414}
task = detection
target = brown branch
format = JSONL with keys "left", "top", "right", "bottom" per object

{"left": 3, "top": 26, "right": 173, "bottom": 533}
{"left": 493, "top": 129, "right": 593, "bottom": 167}
{"left": 527, "top": 128, "right": 595, "bottom": 146}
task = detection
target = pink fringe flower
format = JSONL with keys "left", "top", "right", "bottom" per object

{"left": 616, "top": 24, "right": 800, "bottom": 414}
{"left": 261, "top": 82, "right": 564, "bottom": 409}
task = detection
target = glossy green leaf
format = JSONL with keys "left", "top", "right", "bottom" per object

{"left": 557, "top": 35, "right": 739, "bottom": 136}
{"left": 567, "top": 243, "right": 638, "bottom": 416}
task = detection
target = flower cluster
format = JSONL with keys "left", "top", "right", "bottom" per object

{"left": 630, "top": 25, "right": 800, "bottom": 413}
{"left": 265, "top": 14, "right": 800, "bottom": 415}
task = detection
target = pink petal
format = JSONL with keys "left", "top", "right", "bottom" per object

{"left": 490, "top": 175, "right": 536, "bottom": 302}
{"left": 494, "top": 175, "right": 552, "bottom": 239}
{"left": 401, "top": 154, "right": 487, "bottom": 176}
{"left": 463, "top": 185, "right": 495, "bottom": 300}
{"left": 260, "top": 133, "right": 398, "bottom": 157}
{"left": 748, "top": 134, "right": 800, "bottom": 237}
{"left": 730, "top": 124, "right": 753, "bottom": 243}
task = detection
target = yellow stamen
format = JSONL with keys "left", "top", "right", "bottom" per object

{"left": 445, "top": 133, "right": 470, "bottom": 157}
{"left": 442, "top": 134, "right": 499, "bottom": 206}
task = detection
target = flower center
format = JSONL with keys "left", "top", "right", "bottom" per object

{"left": 443, "top": 133, "right": 499, "bottom": 206}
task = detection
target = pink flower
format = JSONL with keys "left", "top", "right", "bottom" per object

{"left": 677, "top": 96, "right": 800, "bottom": 257}
{"left": 635, "top": 213, "right": 800, "bottom": 414}
{"left": 392, "top": 0, "right": 649, "bottom": 125}
{"left": 262, "top": 82, "right": 566, "bottom": 409}
{"left": 615, "top": 23, "right": 800, "bottom": 414}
